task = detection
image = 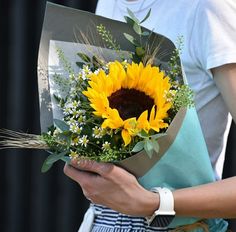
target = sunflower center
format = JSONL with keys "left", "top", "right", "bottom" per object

{"left": 108, "top": 88, "right": 154, "bottom": 120}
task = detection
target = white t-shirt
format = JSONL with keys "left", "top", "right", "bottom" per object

{"left": 96, "top": 0, "right": 236, "bottom": 179}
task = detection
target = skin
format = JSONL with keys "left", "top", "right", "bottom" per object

{"left": 64, "top": 63, "right": 236, "bottom": 219}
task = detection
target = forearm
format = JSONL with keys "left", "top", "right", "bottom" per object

{"left": 173, "top": 176, "right": 236, "bottom": 218}
{"left": 65, "top": 160, "right": 236, "bottom": 219}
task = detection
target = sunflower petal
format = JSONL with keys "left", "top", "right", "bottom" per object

{"left": 121, "top": 129, "right": 132, "bottom": 146}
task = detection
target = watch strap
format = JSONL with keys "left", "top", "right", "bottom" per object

{"left": 146, "top": 187, "right": 175, "bottom": 228}
{"left": 151, "top": 187, "right": 175, "bottom": 215}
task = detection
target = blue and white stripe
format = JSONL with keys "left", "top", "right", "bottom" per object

{"left": 91, "top": 204, "right": 169, "bottom": 232}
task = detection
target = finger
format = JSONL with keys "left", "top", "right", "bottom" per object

{"left": 64, "top": 164, "right": 99, "bottom": 202}
{"left": 71, "top": 159, "right": 114, "bottom": 177}
{"left": 63, "top": 163, "right": 96, "bottom": 186}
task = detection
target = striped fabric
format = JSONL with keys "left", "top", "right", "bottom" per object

{"left": 91, "top": 204, "right": 169, "bottom": 232}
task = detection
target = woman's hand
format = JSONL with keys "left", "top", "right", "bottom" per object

{"left": 64, "top": 159, "right": 159, "bottom": 217}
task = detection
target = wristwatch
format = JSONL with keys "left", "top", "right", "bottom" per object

{"left": 146, "top": 187, "right": 176, "bottom": 228}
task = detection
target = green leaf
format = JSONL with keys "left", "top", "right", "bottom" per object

{"left": 140, "top": 9, "right": 151, "bottom": 24}
{"left": 138, "top": 130, "right": 149, "bottom": 138}
{"left": 54, "top": 119, "right": 70, "bottom": 132}
{"left": 150, "top": 133, "right": 167, "bottom": 140}
{"left": 124, "top": 16, "right": 136, "bottom": 27}
{"left": 136, "top": 47, "right": 145, "bottom": 57}
{"left": 92, "top": 55, "right": 103, "bottom": 69}
{"left": 45, "top": 151, "right": 68, "bottom": 165}
{"left": 133, "top": 23, "right": 142, "bottom": 35}
{"left": 132, "top": 141, "right": 145, "bottom": 153}
{"left": 144, "top": 140, "right": 154, "bottom": 158}
{"left": 60, "top": 156, "right": 71, "bottom": 164}
{"left": 151, "top": 139, "right": 160, "bottom": 154}
{"left": 57, "top": 132, "right": 71, "bottom": 146}
{"left": 53, "top": 94, "right": 61, "bottom": 103}
{"left": 41, "top": 151, "right": 68, "bottom": 173}
{"left": 77, "top": 52, "right": 91, "bottom": 63}
{"left": 142, "top": 31, "right": 150, "bottom": 36}
{"left": 146, "top": 140, "right": 153, "bottom": 151}
{"left": 76, "top": 61, "right": 85, "bottom": 68}
{"left": 123, "top": 33, "right": 140, "bottom": 47}
{"left": 127, "top": 8, "right": 139, "bottom": 24}
{"left": 41, "top": 160, "right": 53, "bottom": 173}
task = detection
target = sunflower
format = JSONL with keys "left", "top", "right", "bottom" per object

{"left": 83, "top": 61, "right": 172, "bottom": 146}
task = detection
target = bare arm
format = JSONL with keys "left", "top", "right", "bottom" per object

{"left": 212, "top": 63, "right": 236, "bottom": 122}
{"left": 174, "top": 176, "right": 236, "bottom": 218}
{"left": 173, "top": 63, "right": 236, "bottom": 219}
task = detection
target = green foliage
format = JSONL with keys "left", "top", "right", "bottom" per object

{"left": 77, "top": 52, "right": 91, "bottom": 63}
{"left": 123, "top": 8, "right": 152, "bottom": 63}
{"left": 173, "top": 85, "right": 194, "bottom": 112}
{"left": 56, "top": 47, "right": 74, "bottom": 76}
{"left": 41, "top": 151, "right": 68, "bottom": 173}
{"left": 76, "top": 52, "right": 105, "bottom": 70}
{"left": 132, "top": 141, "right": 145, "bottom": 153}
{"left": 167, "top": 36, "right": 184, "bottom": 81}
{"left": 123, "top": 33, "right": 140, "bottom": 47}
{"left": 40, "top": 12, "right": 194, "bottom": 171}
{"left": 37, "top": 10, "right": 194, "bottom": 171}
{"left": 54, "top": 119, "right": 70, "bottom": 132}
{"left": 132, "top": 132, "right": 166, "bottom": 158}
{"left": 97, "top": 24, "right": 121, "bottom": 51}
{"left": 52, "top": 73, "right": 71, "bottom": 96}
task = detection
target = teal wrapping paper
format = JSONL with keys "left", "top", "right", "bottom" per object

{"left": 138, "top": 108, "right": 228, "bottom": 230}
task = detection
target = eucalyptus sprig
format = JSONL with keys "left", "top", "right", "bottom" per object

{"left": 132, "top": 131, "right": 166, "bottom": 158}
{"left": 123, "top": 8, "right": 152, "bottom": 63}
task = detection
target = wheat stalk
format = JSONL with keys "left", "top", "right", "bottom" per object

{"left": 0, "top": 129, "right": 49, "bottom": 150}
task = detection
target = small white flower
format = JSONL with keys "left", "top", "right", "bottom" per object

{"left": 83, "top": 65, "right": 92, "bottom": 73}
{"left": 93, "top": 69, "right": 101, "bottom": 75}
{"left": 78, "top": 65, "right": 92, "bottom": 80}
{"left": 69, "top": 74, "right": 75, "bottom": 81}
{"left": 71, "top": 100, "right": 79, "bottom": 108}
{"left": 47, "top": 131, "right": 52, "bottom": 136}
{"left": 78, "top": 115, "right": 86, "bottom": 124}
{"left": 63, "top": 107, "right": 72, "bottom": 115}
{"left": 79, "top": 135, "right": 89, "bottom": 147}
{"left": 92, "top": 126, "right": 103, "bottom": 138}
{"left": 67, "top": 118, "right": 76, "bottom": 125}
{"left": 69, "top": 150, "right": 79, "bottom": 159}
{"left": 165, "top": 90, "right": 177, "bottom": 102}
{"left": 53, "top": 129, "right": 60, "bottom": 136}
{"left": 102, "top": 141, "right": 111, "bottom": 151}
{"left": 72, "top": 110, "right": 81, "bottom": 118}
{"left": 71, "top": 137, "right": 80, "bottom": 146}
{"left": 69, "top": 123, "right": 82, "bottom": 134}
{"left": 78, "top": 109, "right": 85, "bottom": 115}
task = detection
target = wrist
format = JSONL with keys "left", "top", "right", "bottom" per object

{"left": 137, "top": 190, "right": 160, "bottom": 217}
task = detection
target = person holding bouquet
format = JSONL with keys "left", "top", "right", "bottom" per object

{"left": 63, "top": 0, "right": 236, "bottom": 231}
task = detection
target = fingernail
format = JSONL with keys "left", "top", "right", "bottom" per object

{"left": 76, "top": 158, "right": 87, "bottom": 167}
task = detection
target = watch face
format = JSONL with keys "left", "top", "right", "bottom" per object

{"left": 150, "top": 215, "right": 175, "bottom": 228}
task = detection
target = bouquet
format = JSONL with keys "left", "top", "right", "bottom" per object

{"left": 0, "top": 3, "right": 228, "bottom": 230}
{"left": 0, "top": 5, "right": 193, "bottom": 173}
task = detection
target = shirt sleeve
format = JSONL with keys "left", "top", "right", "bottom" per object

{"left": 95, "top": 0, "right": 115, "bottom": 18}
{"left": 191, "top": 0, "right": 236, "bottom": 70}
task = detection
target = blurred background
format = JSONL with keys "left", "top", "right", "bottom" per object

{"left": 0, "top": 0, "right": 235, "bottom": 232}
